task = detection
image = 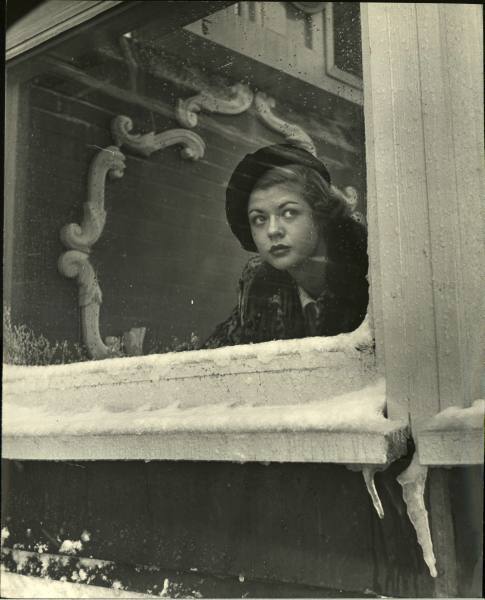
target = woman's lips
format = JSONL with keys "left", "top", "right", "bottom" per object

{"left": 270, "top": 245, "right": 291, "bottom": 257}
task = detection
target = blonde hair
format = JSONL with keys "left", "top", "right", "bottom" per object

{"left": 252, "top": 164, "right": 352, "bottom": 227}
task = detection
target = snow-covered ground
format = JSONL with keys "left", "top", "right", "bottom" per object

{"left": 0, "top": 572, "right": 153, "bottom": 598}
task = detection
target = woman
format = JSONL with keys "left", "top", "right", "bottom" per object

{"left": 203, "top": 143, "right": 368, "bottom": 348}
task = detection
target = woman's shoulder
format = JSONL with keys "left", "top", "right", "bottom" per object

{"left": 239, "top": 256, "right": 292, "bottom": 291}
{"left": 240, "top": 255, "right": 264, "bottom": 281}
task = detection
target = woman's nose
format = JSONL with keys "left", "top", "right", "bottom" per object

{"left": 267, "top": 216, "right": 284, "bottom": 238}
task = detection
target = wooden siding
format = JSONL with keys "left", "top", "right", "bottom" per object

{"left": 2, "top": 459, "right": 439, "bottom": 597}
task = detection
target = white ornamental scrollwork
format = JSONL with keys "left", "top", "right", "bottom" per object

{"left": 176, "top": 82, "right": 254, "bottom": 128}
{"left": 59, "top": 119, "right": 205, "bottom": 360}
{"left": 60, "top": 147, "right": 126, "bottom": 252}
{"left": 254, "top": 91, "right": 317, "bottom": 156}
{"left": 58, "top": 147, "right": 129, "bottom": 360}
{"left": 111, "top": 115, "right": 206, "bottom": 159}
{"left": 331, "top": 184, "right": 366, "bottom": 225}
{"left": 58, "top": 250, "right": 122, "bottom": 359}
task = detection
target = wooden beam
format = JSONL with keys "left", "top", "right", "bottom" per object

{"left": 415, "top": 4, "right": 485, "bottom": 412}
{"left": 362, "top": 3, "right": 484, "bottom": 421}
{"left": 3, "top": 427, "right": 408, "bottom": 463}
{"left": 3, "top": 337, "right": 408, "bottom": 464}
{"left": 6, "top": 1, "right": 124, "bottom": 60}
{"left": 417, "top": 398, "right": 484, "bottom": 466}
{"left": 361, "top": 4, "right": 483, "bottom": 596}
{"left": 362, "top": 3, "right": 439, "bottom": 424}
{"left": 417, "top": 428, "right": 484, "bottom": 467}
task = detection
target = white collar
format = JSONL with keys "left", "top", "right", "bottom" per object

{"left": 297, "top": 285, "right": 317, "bottom": 309}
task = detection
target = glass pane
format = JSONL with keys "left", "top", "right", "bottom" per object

{"left": 333, "top": 2, "right": 363, "bottom": 78}
{"left": 5, "top": 1, "right": 367, "bottom": 363}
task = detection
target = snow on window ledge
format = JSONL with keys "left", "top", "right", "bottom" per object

{"left": 2, "top": 319, "right": 409, "bottom": 464}
{"left": 416, "top": 399, "right": 484, "bottom": 466}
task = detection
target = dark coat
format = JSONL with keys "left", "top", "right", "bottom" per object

{"left": 203, "top": 254, "right": 369, "bottom": 349}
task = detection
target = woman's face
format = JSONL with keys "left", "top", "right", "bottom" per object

{"left": 248, "top": 183, "right": 325, "bottom": 271}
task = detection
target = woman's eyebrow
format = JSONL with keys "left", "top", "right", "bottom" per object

{"left": 278, "top": 200, "right": 300, "bottom": 209}
{"left": 248, "top": 200, "right": 300, "bottom": 214}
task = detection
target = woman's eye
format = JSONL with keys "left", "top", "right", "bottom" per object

{"left": 250, "top": 215, "right": 266, "bottom": 226}
{"left": 282, "top": 208, "right": 298, "bottom": 219}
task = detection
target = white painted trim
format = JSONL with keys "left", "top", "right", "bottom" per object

{"left": 361, "top": 3, "right": 485, "bottom": 426}
{"left": 417, "top": 428, "right": 484, "bottom": 466}
{"left": 416, "top": 400, "right": 484, "bottom": 466}
{"left": 6, "top": 0, "right": 124, "bottom": 61}
{"left": 2, "top": 331, "right": 410, "bottom": 464}
{"left": 3, "top": 428, "right": 408, "bottom": 463}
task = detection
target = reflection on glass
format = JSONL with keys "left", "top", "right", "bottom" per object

{"left": 333, "top": 2, "right": 362, "bottom": 78}
{"left": 5, "top": 1, "right": 366, "bottom": 362}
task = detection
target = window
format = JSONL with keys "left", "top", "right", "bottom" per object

{"left": 4, "top": 1, "right": 392, "bottom": 466}
{"left": 5, "top": 1, "right": 368, "bottom": 361}
{"left": 4, "top": 3, "right": 483, "bottom": 597}
{"left": 5, "top": 2, "right": 483, "bottom": 461}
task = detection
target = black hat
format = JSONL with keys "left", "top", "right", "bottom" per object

{"left": 226, "top": 144, "right": 331, "bottom": 252}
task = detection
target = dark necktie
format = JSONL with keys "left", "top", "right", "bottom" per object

{"left": 304, "top": 302, "right": 319, "bottom": 336}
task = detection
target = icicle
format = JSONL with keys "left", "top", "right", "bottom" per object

{"left": 397, "top": 453, "right": 437, "bottom": 578}
{"left": 362, "top": 466, "right": 385, "bottom": 519}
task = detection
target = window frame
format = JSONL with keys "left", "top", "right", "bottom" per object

{"left": 361, "top": 3, "right": 484, "bottom": 464}
{"left": 4, "top": 1, "right": 484, "bottom": 468}
{"left": 6, "top": 1, "right": 125, "bottom": 61}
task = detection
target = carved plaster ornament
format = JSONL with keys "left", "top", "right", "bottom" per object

{"left": 349, "top": 211, "right": 366, "bottom": 224}
{"left": 60, "top": 119, "right": 205, "bottom": 360}
{"left": 58, "top": 250, "right": 121, "bottom": 359}
{"left": 60, "top": 147, "right": 125, "bottom": 252}
{"left": 330, "top": 184, "right": 366, "bottom": 224}
{"left": 176, "top": 82, "right": 254, "bottom": 128}
{"left": 254, "top": 91, "right": 317, "bottom": 156}
{"left": 335, "top": 185, "right": 358, "bottom": 210}
{"left": 111, "top": 115, "right": 206, "bottom": 159}
{"left": 58, "top": 147, "right": 134, "bottom": 360}
{"left": 291, "top": 2, "right": 326, "bottom": 14}
{"left": 397, "top": 453, "right": 438, "bottom": 578}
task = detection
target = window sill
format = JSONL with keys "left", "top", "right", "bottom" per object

{"left": 3, "top": 425, "right": 408, "bottom": 464}
{"left": 3, "top": 322, "right": 409, "bottom": 464}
